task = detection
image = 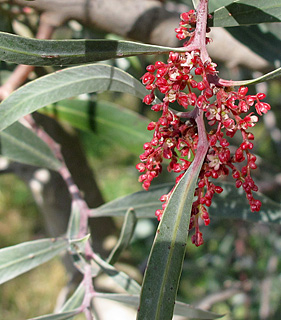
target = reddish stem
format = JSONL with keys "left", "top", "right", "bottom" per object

{"left": 192, "top": 0, "right": 209, "bottom": 63}
{"left": 184, "top": 0, "right": 210, "bottom": 63}
{"left": 24, "top": 114, "right": 90, "bottom": 237}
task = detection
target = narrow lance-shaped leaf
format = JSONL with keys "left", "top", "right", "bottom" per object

{"left": 225, "top": 66, "right": 281, "bottom": 86}
{"left": 93, "top": 253, "right": 141, "bottom": 295}
{"left": 90, "top": 183, "right": 173, "bottom": 218}
{"left": 137, "top": 157, "right": 204, "bottom": 320}
{"left": 60, "top": 282, "right": 85, "bottom": 313}
{"left": 0, "top": 64, "right": 148, "bottom": 132}
{"left": 192, "top": 0, "right": 200, "bottom": 9}
{"left": 107, "top": 208, "right": 137, "bottom": 265}
{"left": 90, "top": 182, "right": 281, "bottom": 224}
{"left": 0, "top": 121, "right": 61, "bottom": 170}
{"left": 0, "top": 238, "right": 68, "bottom": 284}
{"left": 66, "top": 202, "right": 81, "bottom": 240}
{"left": 0, "top": 32, "right": 186, "bottom": 66}
{"left": 209, "top": 0, "right": 281, "bottom": 27}
{"left": 28, "top": 310, "right": 81, "bottom": 320}
{"left": 93, "top": 293, "right": 221, "bottom": 319}
{"left": 39, "top": 99, "right": 151, "bottom": 155}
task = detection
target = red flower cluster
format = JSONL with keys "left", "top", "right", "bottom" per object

{"left": 136, "top": 9, "right": 270, "bottom": 246}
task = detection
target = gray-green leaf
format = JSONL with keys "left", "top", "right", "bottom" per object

{"left": 0, "top": 121, "right": 61, "bottom": 170}
{"left": 0, "top": 64, "right": 148, "bottom": 132}
{"left": 93, "top": 254, "right": 141, "bottom": 295}
{"left": 137, "top": 159, "right": 204, "bottom": 320}
{"left": 107, "top": 208, "right": 137, "bottom": 265}
{"left": 90, "top": 182, "right": 281, "bottom": 224}
{"left": 0, "top": 32, "right": 183, "bottom": 66}
{"left": 228, "top": 66, "right": 281, "bottom": 86}
{"left": 28, "top": 310, "right": 81, "bottom": 320}
{"left": 93, "top": 293, "right": 221, "bottom": 319}
{"left": 60, "top": 282, "right": 85, "bottom": 313}
{"left": 0, "top": 238, "right": 68, "bottom": 284}
{"left": 210, "top": 0, "right": 281, "bottom": 27}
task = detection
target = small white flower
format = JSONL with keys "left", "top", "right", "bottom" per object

{"left": 169, "top": 69, "right": 181, "bottom": 81}
{"left": 180, "top": 52, "right": 194, "bottom": 67}
{"left": 207, "top": 154, "right": 221, "bottom": 171}
{"left": 167, "top": 90, "right": 177, "bottom": 102}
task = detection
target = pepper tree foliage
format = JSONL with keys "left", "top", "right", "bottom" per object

{"left": 0, "top": 0, "right": 281, "bottom": 320}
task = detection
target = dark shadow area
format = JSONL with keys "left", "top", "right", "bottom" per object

{"left": 226, "top": 25, "right": 281, "bottom": 66}
{"left": 86, "top": 98, "right": 97, "bottom": 132}
{"left": 84, "top": 39, "right": 119, "bottom": 62}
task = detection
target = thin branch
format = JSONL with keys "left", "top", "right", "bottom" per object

{"left": 24, "top": 114, "right": 90, "bottom": 237}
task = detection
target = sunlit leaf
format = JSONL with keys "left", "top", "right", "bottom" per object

{"left": 138, "top": 158, "right": 204, "bottom": 320}
{"left": 28, "top": 310, "right": 81, "bottom": 320}
{"left": 0, "top": 64, "right": 148, "bottom": 132}
{"left": 39, "top": 99, "right": 151, "bottom": 155}
{"left": 93, "top": 254, "right": 141, "bottom": 295}
{"left": 60, "top": 282, "right": 85, "bottom": 313}
{"left": 69, "top": 235, "right": 90, "bottom": 254}
{"left": 66, "top": 202, "right": 81, "bottom": 240}
{"left": 0, "top": 238, "right": 68, "bottom": 284}
{"left": 0, "top": 121, "right": 61, "bottom": 170}
{"left": 0, "top": 31, "right": 185, "bottom": 66}
{"left": 192, "top": 0, "right": 200, "bottom": 9}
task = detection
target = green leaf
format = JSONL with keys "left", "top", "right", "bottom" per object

{"left": 0, "top": 64, "right": 148, "bottom": 132}
{"left": 0, "top": 238, "right": 68, "bottom": 284}
{"left": 0, "top": 32, "right": 185, "bottom": 66}
{"left": 208, "top": 182, "right": 281, "bottom": 224}
{"left": 192, "top": 0, "right": 200, "bottom": 9}
{"left": 68, "top": 249, "right": 100, "bottom": 277}
{"left": 39, "top": 99, "right": 151, "bottom": 155}
{"left": 89, "top": 183, "right": 173, "bottom": 218}
{"left": 227, "top": 66, "right": 281, "bottom": 86}
{"left": 93, "top": 254, "right": 141, "bottom": 295}
{"left": 60, "top": 282, "right": 85, "bottom": 313}
{"left": 209, "top": 0, "right": 281, "bottom": 27}
{"left": 138, "top": 159, "right": 204, "bottom": 320}
{"left": 66, "top": 202, "right": 81, "bottom": 240}
{"left": 90, "top": 181, "right": 281, "bottom": 224}
{"left": 107, "top": 208, "right": 137, "bottom": 265}
{"left": 28, "top": 310, "right": 81, "bottom": 320}
{"left": 0, "top": 121, "right": 61, "bottom": 170}
{"left": 209, "top": 0, "right": 233, "bottom": 13}
{"left": 28, "top": 311, "right": 80, "bottom": 320}
{"left": 69, "top": 235, "right": 91, "bottom": 254}
{"left": 93, "top": 293, "right": 221, "bottom": 319}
